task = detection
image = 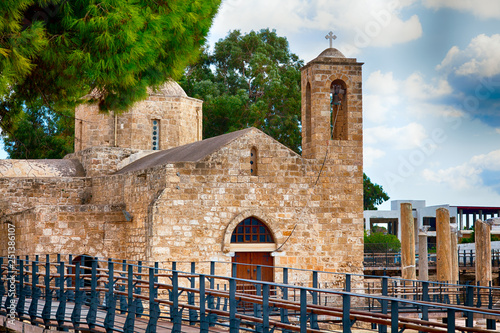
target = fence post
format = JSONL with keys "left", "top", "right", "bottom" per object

{"left": 208, "top": 261, "right": 217, "bottom": 327}
{"left": 262, "top": 283, "right": 270, "bottom": 333}
{"left": 134, "top": 261, "right": 144, "bottom": 317}
{"left": 199, "top": 275, "right": 209, "bottom": 333}
{"left": 124, "top": 264, "right": 136, "bottom": 333}
{"left": 104, "top": 259, "right": 116, "bottom": 332}
{"left": 418, "top": 281, "right": 429, "bottom": 333}
{"left": 255, "top": 265, "right": 262, "bottom": 330}
{"left": 189, "top": 262, "right": 198, "bottom": 325}
{"left": 16, "top": 259, "right": 25, "bottom": 317}
{"left": 231, "top": 262, "right": 237, "bottom": 278}
{"left": 86, "top": 259, "right": 98, "bottom": 330}
{"left": 280, "top": 267, "right": 290, "bottom": 326}
{"left": 300, "top": 288, "right": 308, "bottom": 333}
{"left": 120, "top": 260, "right": 127, "bottom": 313}
{"left": 55, "top": 261, "right": 66, "bottom": 327}
{"left": 229, "top": 278, "right": 239, "bottom": 333}
{"left": 391, "top": 300, "right": 399, "bottom": 333}
{"left": 42, "top": 255, "right": 52, "bottom": 326}
{"left": 29, "top": 259, "right": 40, "bottom": 324}
{"left": 171, "top": 270, "right": 182, "bottom": 332}
{"left": 146, "top": 267, "right": 160, "bottom": 333}
{"left": 71, "top": 262, "right": 82, "bottom": 329}
{"left": 310, "top": 271, "right": 319, "bottom": 329}
{"left": 487, "top": 281, "right": 496, "bottom": 329}
{"left": 379, "top": 276, "right": 388, "bottom": 333}
{"left": 465, "top": 284, "right": 473, "bottom": 327}
{"left": 447, "top": 308, "right": 455, "bottom": 333}
{"left": 67, "top": 254, "right": 74, "bottom": 301}
{"left": 342, "top": 292, "right": 352, "bottom": 333}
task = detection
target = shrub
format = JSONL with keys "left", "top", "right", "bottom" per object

{"left": 364, "top": 231, "right": 401, "bottom": 253}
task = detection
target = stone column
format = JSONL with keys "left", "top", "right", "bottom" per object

{"left": 450, "top": 222, "right": 459, "bottom": 284}
{"left": 436, "top": 208, "right": 452, "bottom": 283}
{"left": 400, "top": 203, "right": 416, "bottom": 280}
{"left": 475, "top": 220, "right": 492, "bottom": 286}
{"left": 418, "top": 228, "right": 429, "bottom": 281}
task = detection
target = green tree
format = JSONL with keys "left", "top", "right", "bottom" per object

{"left": 3, "top": 98, "right": 74, "bottom": 159}
{"left": 180, "top": 29, "right": 303, "bottom": 153}
{"left": 364, "top": 231, "right": 401, "bottom": 253}
{"left": 363, "top": 173, "right": 390, "bottom": 210}
{"left": 1, "top": 0, "right": 221, "bottom": 157}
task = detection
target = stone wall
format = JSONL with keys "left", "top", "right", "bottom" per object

{"left": 66, "top": 147, "right": 145, "bottom": 177}
{"left": 0, "top": 177, "right": 89, "bottom": 216}
{"left": 75, "top": 95, "right": 202, "bottom": 153}
{"left": 0, "top": 204, "right": 129, "bottom": 258}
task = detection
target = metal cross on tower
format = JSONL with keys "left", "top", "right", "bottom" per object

{"left": 325, "top": 31, "right": 337, "bottom": 48}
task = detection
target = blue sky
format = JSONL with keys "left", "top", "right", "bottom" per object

{"left": 207, "top": 0, "right": 500, "bottom": 209}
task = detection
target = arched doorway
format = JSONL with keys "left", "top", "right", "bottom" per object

{"left": 230, "top": 217, "right": 275, "bottom": 283}
{"left": 68, "top": 255, "right": 95, "bottom": 287}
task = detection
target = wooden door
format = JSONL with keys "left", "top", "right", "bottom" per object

{"left": 232, "top": 252, "right": 274, "bottom": 294}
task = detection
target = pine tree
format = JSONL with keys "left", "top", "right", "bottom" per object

{"left": 0, "top": 0, "right": 221, "bottom": 158}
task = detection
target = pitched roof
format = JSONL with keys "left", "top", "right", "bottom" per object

{"left": 115, "top": 128, "right": 254, "bottom": 174}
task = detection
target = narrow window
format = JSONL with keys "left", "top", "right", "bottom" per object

{"left": 305, "top": 82, "right": 311, "bottom": 143}
{"left": 152, "top": 119, "right": 160, "bottom": 150}
{"left": 250, "top": 147, "right": 258, "bottom": 176}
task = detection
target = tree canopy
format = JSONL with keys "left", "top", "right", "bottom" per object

{"left": 180, "top": 29, "right": 303, "bottom": 153}
{"left": 0, "top": 0, "right": 221, "bottom": 157}
{"left": 363, "top": 173, "right": 390, "bottom": 210}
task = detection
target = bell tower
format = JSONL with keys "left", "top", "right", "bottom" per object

{"left": 301, "top": 38, "right": 363, "bottom": 161}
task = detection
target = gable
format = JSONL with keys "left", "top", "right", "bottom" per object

{"left": 114, "top": 127, "right": 302, "bottom": 175}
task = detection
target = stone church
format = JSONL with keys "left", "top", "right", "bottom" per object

{"left": 0, "top": 47, "right": 364, "bottom": 281}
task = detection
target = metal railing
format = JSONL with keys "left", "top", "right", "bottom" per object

{"left": 364, "top": 245, "right": 500, "bottom": 268}
{"left": 1, "top": 254, "right": 500, "bottom": 332}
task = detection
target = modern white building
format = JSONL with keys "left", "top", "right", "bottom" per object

{"left": 364, "top": 200, "right": 500, "bottom": 246}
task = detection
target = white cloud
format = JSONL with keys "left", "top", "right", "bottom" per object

{"left": 406, "top": 102, "right": 465, "bottom": 119}
{"left": 496, "top": 128, "right": 500, "bottom": 135}
{"left": 423, "top": 0, "right": 500, "bottom": 19}
{"left": 422, "top": 165, "right": 482, "bottom": 190}
{"left": 365, "top": 71, "right": 399, "bottom": 94}
{"left": 422, "top": 149, "right": 500, "bottom": 190}
{"left": 209, "top": 0, "right": 422, "bottom": 55}
{"left": 364, "top": 70, "right": 457, "bottom": 122}
{"left": 437, "top": 34, "right": 500, "bottom": 77}
{"left": 364, "top": 147, "right": 386, "bottom": 167}
{"left": 365, "top": 123, "right": 428, "bottom": 150}
{"left": 364, "top": 71, "right": 401, "bottom": 123}
{"left": 403, "top": 73, "right": 452, "bottom": 100}
{"left": 471, "top": 150, "right": 500, "bottom": 171}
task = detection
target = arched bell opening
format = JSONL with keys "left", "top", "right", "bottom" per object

{"left": 330, "top": 79, "right": 348, "bottom": 140}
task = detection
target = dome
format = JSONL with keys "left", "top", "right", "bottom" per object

{"left": 317, "top": 48, "right": 345, "bottom": 58}
{"left": 148, "top": 81, "right": 187, "bottom": 97}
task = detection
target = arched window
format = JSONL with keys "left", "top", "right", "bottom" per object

{"left": 250, "top": 147, "right": 258, "bottom": 176}
{"left": 330, "top": 79, "right": 347, "bottom": 140}
{"left": 231, "top": 217, "right": 274, "bottom": 243}
{"left": 305, "top": 82, "right": 312, "bottom": 143}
